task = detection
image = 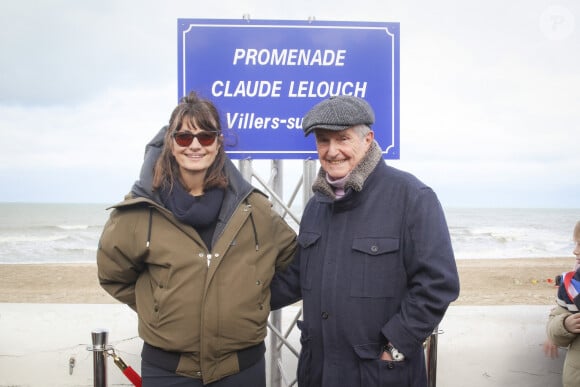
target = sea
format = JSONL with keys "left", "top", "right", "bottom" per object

{"left": 0, "top": 203, "right": 579, "bottom": 264}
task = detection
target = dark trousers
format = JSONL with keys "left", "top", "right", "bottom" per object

{"left": 141, "top": 356, "right": 266, "bottom": 387}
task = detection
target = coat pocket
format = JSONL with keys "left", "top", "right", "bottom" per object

{"left": 296, "top": 320, "right": 312, "bottom": 387}
{"left": 135, "top": 266, "right": 171, "bottom": 327}
{"left": 353, "top": 342, "right": 410, "bottom": 387}
{"left": 297, "top": 232, "right": 320, "bottom": 290}
{"left": 350, "top": 237, "right": 401, "bottom": 298}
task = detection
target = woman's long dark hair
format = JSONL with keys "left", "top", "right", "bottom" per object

{"left": 152, "top": 91, "right": 228, "bottom": 192}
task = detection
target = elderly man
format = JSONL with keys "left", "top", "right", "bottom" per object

{"left": 271, "top": 95, "right": 460, "bottom": 387}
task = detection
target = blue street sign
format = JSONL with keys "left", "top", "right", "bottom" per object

{"left": 178, "top": 19, "right": 399, "bottom": 159}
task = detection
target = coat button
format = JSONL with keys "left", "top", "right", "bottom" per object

{"left": 370, "top": 245, "right": 378, "bottom": 253}
{"left": 387, "top": 362, "right": 395, "bottom": 369}
{"left": 321, "top": 311, "right": 329, "bottom": 319}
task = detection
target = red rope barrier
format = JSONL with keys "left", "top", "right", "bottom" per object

{"left": 122, "top": 366, "right": 142, "bottom": 387}
{"left": 111, "top": 351, "right": 142, "bottom": 387}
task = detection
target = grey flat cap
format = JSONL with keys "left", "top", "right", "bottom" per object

{"left": 302, "top": 95, "right": 375, "bottom": 136}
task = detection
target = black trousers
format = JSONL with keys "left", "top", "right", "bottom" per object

{"left": 141, "top": 356, "right": 266, "bottom": 387}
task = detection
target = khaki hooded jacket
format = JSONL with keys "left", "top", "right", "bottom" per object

{"left": 547, "top": 306, "right": 580, "bottom": 387}
{"left": 97, "top": 127, "right": 297, "bottom": 384}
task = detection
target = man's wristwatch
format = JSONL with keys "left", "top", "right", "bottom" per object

{"left": 383, "top": 343, "right": 405, "bottom": 361}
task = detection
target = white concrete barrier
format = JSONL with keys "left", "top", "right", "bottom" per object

{"left": 0, "top": 304, "right": 566, "bottom": 386}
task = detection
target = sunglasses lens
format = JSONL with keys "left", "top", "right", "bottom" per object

{"left": 174, "top": 132, "right": 194, "bottom": 147}
{"left": 173, "top": 131, "right": 217, "bottom": 147}
{"left": 197, "top": 133, "right": 217, "bottom": 146}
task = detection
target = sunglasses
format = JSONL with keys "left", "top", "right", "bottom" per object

{"left": 172, "top": 131, "right": 218, "bottom": 147}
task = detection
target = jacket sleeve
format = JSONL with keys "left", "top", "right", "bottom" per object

{"left": 269, "top": 208, "right": 301, "bottom": 310}
{"left": 270, "top": 250, "right": 302, "bottom": 310}
{"left": 381, "top": 187, "right": 460, "bottom": 357}
{"left": 547, "top": 305, "right": 577, "bottom": 347}
{"left": 272, "top": 211, "right": 297, "bottom": 272}
{"left": 96, "top": 208, "right": 146, "bottom": 310}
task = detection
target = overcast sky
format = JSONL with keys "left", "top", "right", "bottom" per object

{"left": 0, "top": 0, "right": 578, "bottom": 208}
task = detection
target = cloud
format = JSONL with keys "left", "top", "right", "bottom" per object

{"left": 0, "top": 1, "right": 175, "bottom": 106}
{"left": 0, "top": 84, "right": 176, "bottom": 167}
{"left": 0, "top": 0, "right": 578, "bottom": 207}
{"left": 0, "top": 84, "right": 178, "bottom": 203}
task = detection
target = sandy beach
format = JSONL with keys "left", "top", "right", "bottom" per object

{"left": 0, "top": 257, "right": 572, "bottom": 305}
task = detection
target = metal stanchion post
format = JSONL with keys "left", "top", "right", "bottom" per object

{"left": 427, "top": 329, "right": 438, "bottom": 387}
{"left": 90, "top": 329, "right": 110, "bottom": 387}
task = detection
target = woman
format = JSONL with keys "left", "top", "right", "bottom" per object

{"left": 97, "top": 91, "right": 297, "bottom": 386}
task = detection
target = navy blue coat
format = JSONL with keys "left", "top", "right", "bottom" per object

{"left": 272, "top": 150, "right": 460, "bottom": 387}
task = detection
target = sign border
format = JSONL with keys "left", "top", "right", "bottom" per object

{"left": 178, "top": 19, "right": 400, "bottom": 159}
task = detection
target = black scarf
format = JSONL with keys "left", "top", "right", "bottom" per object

{"left": 160, "top": 182, "right": 224, "bottom": 249}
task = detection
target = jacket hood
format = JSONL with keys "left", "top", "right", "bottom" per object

{"left": 130, "top": 125, "right": 164, "bottom": 203}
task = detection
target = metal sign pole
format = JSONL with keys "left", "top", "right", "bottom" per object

{"left": 269, "top": 159, "right": 283, "bottom": 387}
{"left": 303, "top": 159, "right": 316, "bottom": 203}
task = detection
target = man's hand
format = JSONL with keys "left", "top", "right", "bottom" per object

{"left": 380, "top": 350, "right": 394, "bottom": 361}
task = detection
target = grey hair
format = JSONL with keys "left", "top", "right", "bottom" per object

{"left": 351, "top": 124, "right": 372, "bottom": 138}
